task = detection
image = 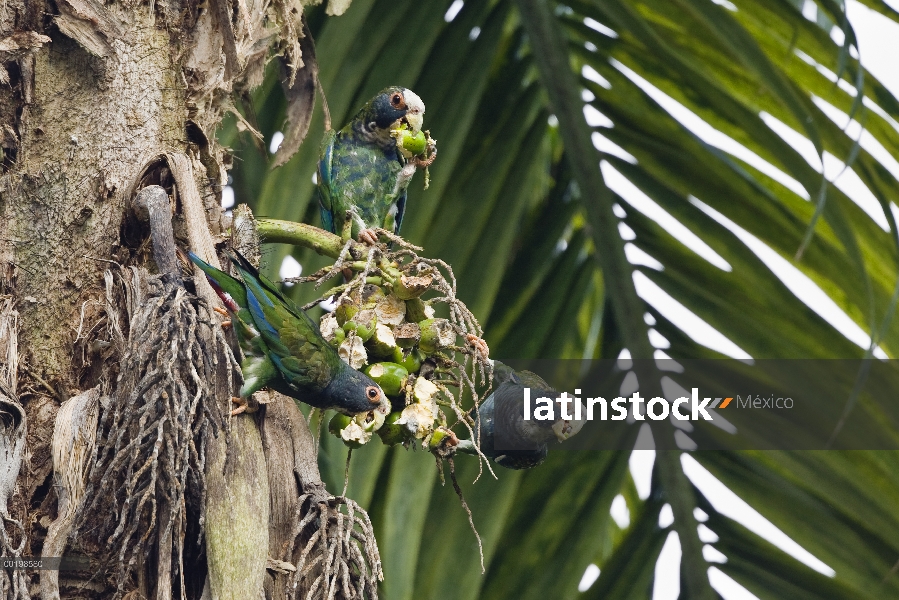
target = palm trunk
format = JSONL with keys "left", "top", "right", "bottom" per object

{"left": 0, "top": 1, "right": 355, "bottom": 598}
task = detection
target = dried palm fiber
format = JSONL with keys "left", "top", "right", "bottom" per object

{"left": 0, "top": 297, "right": 28, "bottom": 600}
{"left": 262, "top": 388, "right": 382, "bottom": 600}
{"left": 41, "top": 386, "right": 101, "bottom": 600}
{"left": 73, "top": 263, "right": 234, "bottom": 599}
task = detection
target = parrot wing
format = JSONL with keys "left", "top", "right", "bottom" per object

{"left": 238, "top": 261, "right": 333, "bottom": 392}
{"left": 188, "top": 252, "right": 281, "bottom": 396}
{"left": 393, "top": 188, "right": 407, "bottom": 236}
{"left": 317, "top": 128, "right": 338, "bottom": 234}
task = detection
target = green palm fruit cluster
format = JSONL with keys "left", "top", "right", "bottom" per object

{"left": 319, "top": 278, "right": 457, "bottom": 448}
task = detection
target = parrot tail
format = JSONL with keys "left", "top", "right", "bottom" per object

{"left": 187, "top": 252, "right": 241, "bottom": 313}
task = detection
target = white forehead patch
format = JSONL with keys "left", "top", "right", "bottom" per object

{"left": 403, "top": 89, "right": 425, "bottom": 115}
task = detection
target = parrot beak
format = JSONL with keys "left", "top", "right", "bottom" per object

{"left": 355, "top": 391, "right": 390, "bottom": 432}
{"left": 552, "top": 400, "right": 587, "bottom": 442}
{"left": 401, "top": 89, "right": 425, "bottom": 133}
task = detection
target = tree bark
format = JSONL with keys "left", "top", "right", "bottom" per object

{"left": 0, "top": 1, "right": 344, "bottom": 598}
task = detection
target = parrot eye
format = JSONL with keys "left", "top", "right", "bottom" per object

{"left": 365, "top": 386, "right": 381, "bottom": 403}
{"left": 391, "top": 93, "right": 405, "bottom": 109}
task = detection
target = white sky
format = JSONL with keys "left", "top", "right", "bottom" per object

{"left": 589, "top": 1, "right": 899, "bottom": 598}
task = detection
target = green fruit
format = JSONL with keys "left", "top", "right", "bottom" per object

{"left": 400, "top": 349, "right": 423, "bottom": 374}
{"left": 341, "top": 432, "right": 366, "bottom": 449}
{"left": 364, "top": 362, "right": 409, "bottom": 396}
{"left": 319, "top": 313, "right": 340, "bottom": 342}
{"left": 400, "top": 129, "right": 428, "bottom": 155}
{"left": 354, "top": 308, "right": 377, "bottom": 342}
{"left": 394, "top": 322, "right": 421, "bottom": 349}
{"left": 391, "top": 346, "right": 405, "bottom": 364}
{"left": 361, "top": 283, "right": 385, "bottom": 304}
{"left": 328, "top": 413, "right": 353, "bottom": 438}
{"left": 335, "top": 299, "right": 358, "bottom": 326}
{"left": 405, "top": 298, "right": 430, "bottom": 323}
{"left": 418, "top": 318, "right": 455, "bottom": 354}
{"left": 375, "top": 294, "right": 406, "bottom": 326}
{"left": 342, "top": 309, "right": 377, "bottom": 342}
{"left": 393, "top": 274, "right": 433, "bottom": 300}
{"left": 366, "top": 323, "right": 398, "bottom": 358}
{"left": 355, "top": 324, "right": 374, "bottom": 341}
{"left": 377, "top": 412, "right": 409, "bottom": 446}
{"left": 413, "top": 376, "right": 441, "bottom": 405}
{"left": 354, "top": 406, "right": 387, "bottom": 433}
{"left": 428, "top": 427, "right": 452, "bottom": 451}
{"left": 328, "top": 413, "right": 372, "bottom": 448}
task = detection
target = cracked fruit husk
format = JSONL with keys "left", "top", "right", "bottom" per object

{"left": 418, "top": 318, "right": 455, "bottom": 354}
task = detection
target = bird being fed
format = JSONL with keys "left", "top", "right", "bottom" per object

{"left": 318, "top": 86, "right": 437, "bottom": 245}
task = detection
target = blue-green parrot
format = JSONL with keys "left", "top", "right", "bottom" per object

{"left": 189, "top": 251, "right": 389, "bottom": 418}
{"left": 318, "top": 86, "right": 435, "bottom": 244}
{"left": 456, "top": 362, "right": 583, "bottom": 469}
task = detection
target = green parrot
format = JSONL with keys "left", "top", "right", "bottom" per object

{"left": 456, "top": 362, "right": 584, "bottom": 469}
{"left": 318, "top": 86, "right": 435, "bottom": 244}
{"left": 189, "top": 251, "right": 389, "bottom": 418}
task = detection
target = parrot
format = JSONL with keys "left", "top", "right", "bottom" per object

{"left": 318, "top": 86, "right": 435, "bottom": 245}
{"left": 456, "top": 362, "right": 584, "bottom": 469}
{"left": 189, "top": 251, "right": 389, "bottom": 418}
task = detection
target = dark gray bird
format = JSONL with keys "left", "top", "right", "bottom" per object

{"left": 457, "top": 362, "right": 584, "bottom": 469}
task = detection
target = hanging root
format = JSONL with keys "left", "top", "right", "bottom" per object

{"left": 0, "top": 296, "right": 29, "bottom": 600}
{"left": 448, "top": 458, "right": 484, "bottom": 574}
{"left": 41, "top": 386, "right": 101, "bottom": 600}
{"left": 0, "top": 514, "right": 27, "bottom": 600}
{"left": 283, "top": 492, "right": 383, "bottom": 600}
{"left": 74, "top": 267, "right": 234, "bottom": 597}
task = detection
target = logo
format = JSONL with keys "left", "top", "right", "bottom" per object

{"left": 521, "top": 387, "right": 729, "bottom": 422}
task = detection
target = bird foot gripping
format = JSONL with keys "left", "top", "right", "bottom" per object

{"left": 410, "top": 143, "right": 437, "bottom": 169}
{"left": 230, "top": 396, "right": 260, "bottom": 416}
{"left": 357, "top": 228, "right": 381, "bottom": 246}
{"left": 355, "top": 227, "right": 424, "bottom": 251}
{"left": 212, "top": 305, "right": 232, "bottom": 328}
{"left": 466, "top": 334, "right": 490, "bottom": 360}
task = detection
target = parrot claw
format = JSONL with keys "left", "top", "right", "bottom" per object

{"left": 411, "top": 146, "right": 437, "bottom": 169}
{"left": 221, "top": 319, "right": 232, "bottom": 329}
{"left": 466, "top": 334, "right": 490, "bottom": 360}
{"left": 357, "top": 228, "right": 381, "bottom": 245}
{"left": 213, "top": 306, "right": 229, "bottom": 316}
{"left": 230, "top": 396, "right": 259, "bottom": 416}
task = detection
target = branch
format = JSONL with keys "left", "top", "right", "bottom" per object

{"left": 256, "top": 219, "right": 354, "bottom": 259}
{"left": 133, "top": 186, "right": 179, "bottom": 277}
{"left": 654, "top": 448, "right": 716, "bottom": 600}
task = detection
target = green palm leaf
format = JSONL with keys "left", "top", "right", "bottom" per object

{"left": 223, "top": 0, "right": 899, "bottom": 597}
